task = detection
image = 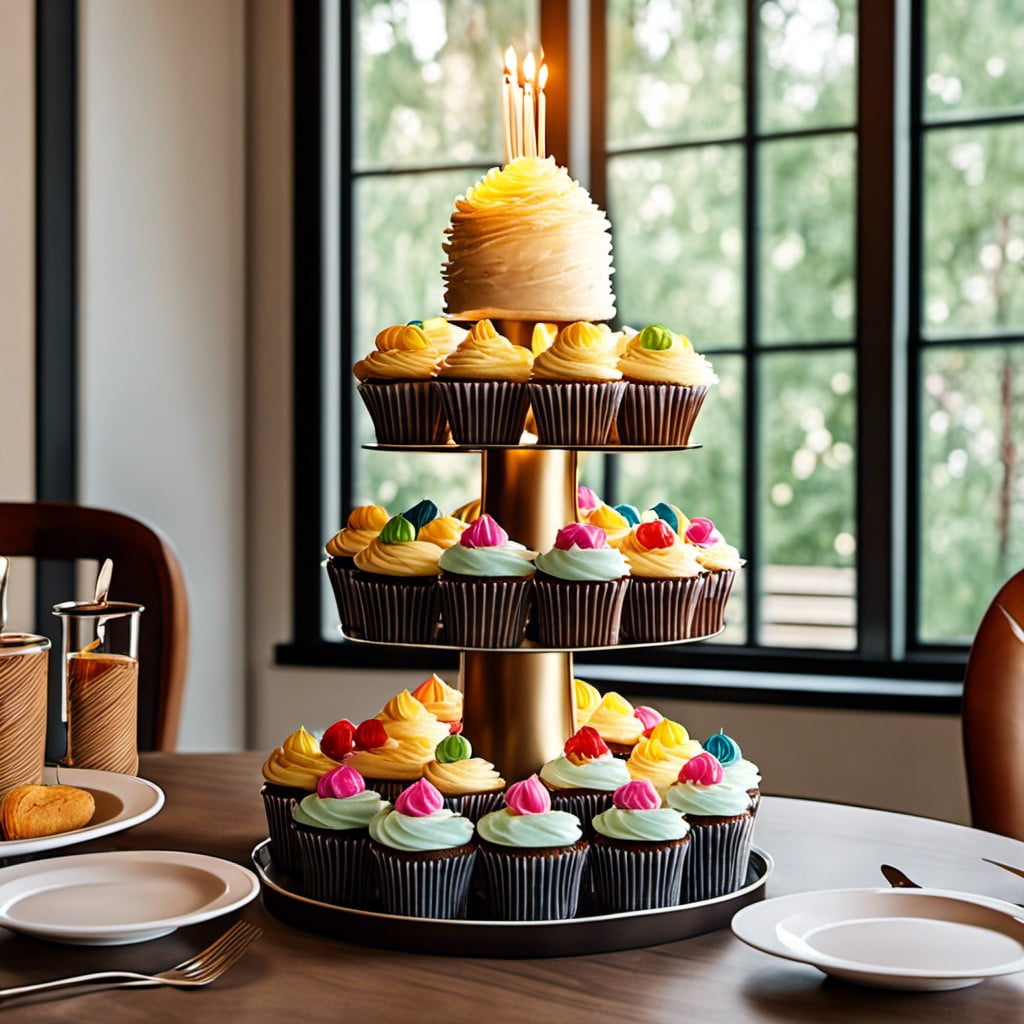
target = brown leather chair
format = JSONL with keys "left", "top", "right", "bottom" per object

{"left": 0, "top": 501, "right": 188, "bottom": 751}
{"left": 962, "top": 566, "right": 1024, "bottom": 841}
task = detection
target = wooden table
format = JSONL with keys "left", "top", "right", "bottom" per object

{"left": 1, "top": 752, "right": 1023, "bottom": 1023}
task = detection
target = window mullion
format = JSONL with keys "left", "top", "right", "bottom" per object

{"left": 856, "top": 0, "right": 904, "bottom": 660}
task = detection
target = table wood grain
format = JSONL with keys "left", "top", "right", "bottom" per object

{"left": 1, "top": 752, "right": 1023, "bottom": 1023}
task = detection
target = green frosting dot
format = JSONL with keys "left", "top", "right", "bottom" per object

{"left": 638, "top": 324, "right": 674, "bottom": 351}
{"left": 379, "top": 515, "right": 416, "bottom": 544}
{"left": 435, "top": 734, "right": 472, "bottom": 763}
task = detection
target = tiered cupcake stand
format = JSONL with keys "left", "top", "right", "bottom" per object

{"left": 254, "top": 319, "right": 771, "bottom": 956}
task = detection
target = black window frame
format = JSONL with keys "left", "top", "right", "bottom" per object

{"left": 277, "top": 0, "right": 980, "bottom": 712}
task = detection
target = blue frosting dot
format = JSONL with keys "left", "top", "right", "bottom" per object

{"left": 704, "top": 731, "right": 741, "bottom": 765}
{"left": 649, "top": 501, "right": 679, "bottom": 534}
{"left": 614, "top": 503, "right": 641, "bottom": 526}
{"left": 401, "top": 499, "right": 440, "bottom": 532}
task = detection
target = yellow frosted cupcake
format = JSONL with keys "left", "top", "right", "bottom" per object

{"left": 261, "top": 726, "right": 340, "bottom": 875}
{"left": 619, "top": 520, "right": 707, "bottom": 642}
{"left": 529, "top": 322, "right": 627, "bottom": 446}
{"left": 616, "top": 324, "right": 718, "bottom": 445}
{"left": 324, "top": 504, "right": 388, "bottom": 636}
{"left": 436, "top": 319, "right": 534, "bottom": 445}
{"left": 353, "top": 323, "right": 447, "bottom": 444}
{"left": 343, "top": 718, "right": 437, "bottom": 803}
{"left": 422, "top": 734, "right": 505, "bottom": 822}
{"left": 351, "top": 514, "right": 444, "bottom": 644}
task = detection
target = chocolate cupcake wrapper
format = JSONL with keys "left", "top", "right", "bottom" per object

{"left": 350, "top": 575, "right": 441, "bottom": 644}
{"left": 357, "top": 381, "right": 447, "bottom": 445}
{"left": 616, "top": 383, "right": 710, "bottom": 446}
{"left": 442, "top": 790, "right": 506, "bottom": 823}
{"left": 679, "top": 814, "right": 755, "bottom": 904}
{"left": 478, "top": 843, "right": 589, "bottom": 921}
{"left": 620, "top": 575, "right": 706, "bottom": 642}
{"left": 293, "top": 827, "right": 376, "bottom": 907}
{"left": 325, "top": 557, "right": 363, "bottom": 634}
{"left": 691, "top": 570, "right": 737, "bottom": 636}
{"left": 527, "top": 381, "right": 627, "bottom": 446}
{"left": 371, "top": 845, "right": 477, "bottom": 919}
{"left": 590, "top": 838, "right": 692, "bottom": 912}
{"left": 261, "top": 787, "right": 303, "bottom": 877}
{"left": 438, "top": 576, "right": 532, "bottom": 648}
{"left": 532, "top": 576, "right": 629, "bottom": 647}
{"left": 547, "top": 790, "right": 616, "bottom": 834}
{"left": 434, "top": 380, "right": 531, "bottom": 445}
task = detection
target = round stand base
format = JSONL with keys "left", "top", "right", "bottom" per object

{"left": 252, "top": 840, "right": 772, "bottom": 958}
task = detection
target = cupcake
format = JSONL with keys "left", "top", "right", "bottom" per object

{"left": 573, "top": 677, "right": 602, "bottom": 729}
{"left": 539, "top": 726, "right": 631, "bottom": 828}
{"left": 584, "top": 691, "right": 645, "bottom": 757}
{"left": 410, "top": 673, "right": 463, "bottom": 732}
{"left": 476, "top": 775, "right": 588, "bottom": 921}
{"left": 532, "top": 523, "right": 631, "bottom": 647}
{"left": 374, "top": 690, "right": 450, "bottom": 749}
{"left": 369, "top": 779, "right": 476, "bottom": 919}
{"left": 435, "top": 319, "right": 534, "bottom": 444}
{"left": 437, "top": 514, "right": 536, "bottom": 647}
{"left": 704, "top": 730, "right": 762, "bottom": 814}
{"left": 619, "top": 520, "right": 707, "bottom": 642}
{"left": 422, "top": 734, "right": 506, "bottom": 822}
{"left": 666, "top": 751, "right": 755, "bottom": 902}
{"left": 351, "top": 515, "right": 444, "bottom": 644}
{"left": 324, "top": 504, "right": 389, "bottom": 637}
{"left": 344, "top": 719, "right": 436, "bottom": 802}
{"left": 590, "top": 780, "right": 691, "bottom": 912}
{"left": 529, "top": 322, "right": 627, "bottom": 446}
{"left": 290, "top": 765, "right": 388, "bottom": 906}
{"left": 616, "top": 324, "right": 718, "bottom": 445}
{"left": 626, "top": 719, "right": 703, "bottom": 799}
{"left": 261, "top": 726, "right": 340, "bottom": 876}
{"left": 353, "top": 323, "right": 447, "bottom": 444}
{"left": 684, "top": 517, "right": 745, "bottom": 635}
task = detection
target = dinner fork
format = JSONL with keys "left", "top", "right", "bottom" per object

{"left": 0, "top": 920, "right": 262, "bottom": 999}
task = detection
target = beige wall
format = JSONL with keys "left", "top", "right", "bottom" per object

{"left": 0, "top": 0, "right": 37, "bottom": 630}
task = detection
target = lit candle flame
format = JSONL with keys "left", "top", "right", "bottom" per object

{"left": 504, "top": 45, "right": 517, "bottom": 78}
{"left": 523, "top": 51, "right": 536, "bottom": 85}
{"left": 538, "top": 63, "right": 548, "bottom": 91}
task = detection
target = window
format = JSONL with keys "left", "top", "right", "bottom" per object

{"left": 282, "top": 0, "right": 1021, "bottom": 695}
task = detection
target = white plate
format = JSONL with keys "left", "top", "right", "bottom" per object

{"left": 0, "top": 768, "right": 165, "bottom": 859}
{"left": 732, "top": 887, "right": 1024, "bottom": 991}
{"left": 0, "top": 850, "right": 260, "bottom": 945}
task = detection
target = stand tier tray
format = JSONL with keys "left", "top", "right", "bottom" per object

{"left": 253, "top": 840, "right": 772, "bottom": 958}
{"left": 339, "top": 626, "right": 724, "bottom": 654}
{"left": 363, "top": 443, "right": 702, "bottom": 453}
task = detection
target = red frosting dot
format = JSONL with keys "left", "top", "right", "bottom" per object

{"left": 353, "top": 718, "right": 389, "bottom": 751}
{"left": 320, "top": 719, "right": 356, "bottom": 761}
{"left": 564, "top": 725, "right": 610, "bottom": 761}
{"left": 636, "top": 520, "right": 676, "bottom": 550}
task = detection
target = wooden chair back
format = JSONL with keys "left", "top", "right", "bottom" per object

{"left": 962, "top": 566, "right": 1024, "bottom": 840}
{"left": 0, "top": 501, "right": 188, "bottom": 750}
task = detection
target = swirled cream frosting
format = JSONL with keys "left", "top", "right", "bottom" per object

{"left": 442, "top": 157, "right": 616, "bottom": 321}
{"left": 438, "top": 319, "right": 534, "bottom": 382}
{"left": 262, "top": 726, "right": 339, "bottom": 790}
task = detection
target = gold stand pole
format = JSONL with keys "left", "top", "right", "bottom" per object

{"left": 459, "top": 319, "right": 579, "bottom": 782}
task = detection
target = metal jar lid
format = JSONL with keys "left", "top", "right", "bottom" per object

{"left": 0, "top": 632, "right": 52, "bottom": 653}
{"left": 52, "top": 600, "right": 145, "bottom": 618}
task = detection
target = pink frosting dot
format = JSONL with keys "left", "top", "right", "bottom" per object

{"left": 577, "top": 485, "right": 600, "bottom": 511}
{"left": 612, "top": 779, "right": 661, "bottom": 811}
{"left": 505, "top": 775, "right": 551, "bottom": 815}
{"left": 554, "top": 523, "right": 609, "bottom": 550}
{"left": 316, "top": 764, "right": 366, "bottom": 800}
{"left": 460, "top": 513, "right": 508, "bottom": 548}
{"left": 678, "top": 751, "right": 724, "bottom": 786}
{"left": 633, "top": 705, "right": 663, "bottom": 736}
{"left": 685, "top": 517, "right": 721, "bottom": 547}
{"left": 394, "top": 778, "right": 444, "bottom": 817}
